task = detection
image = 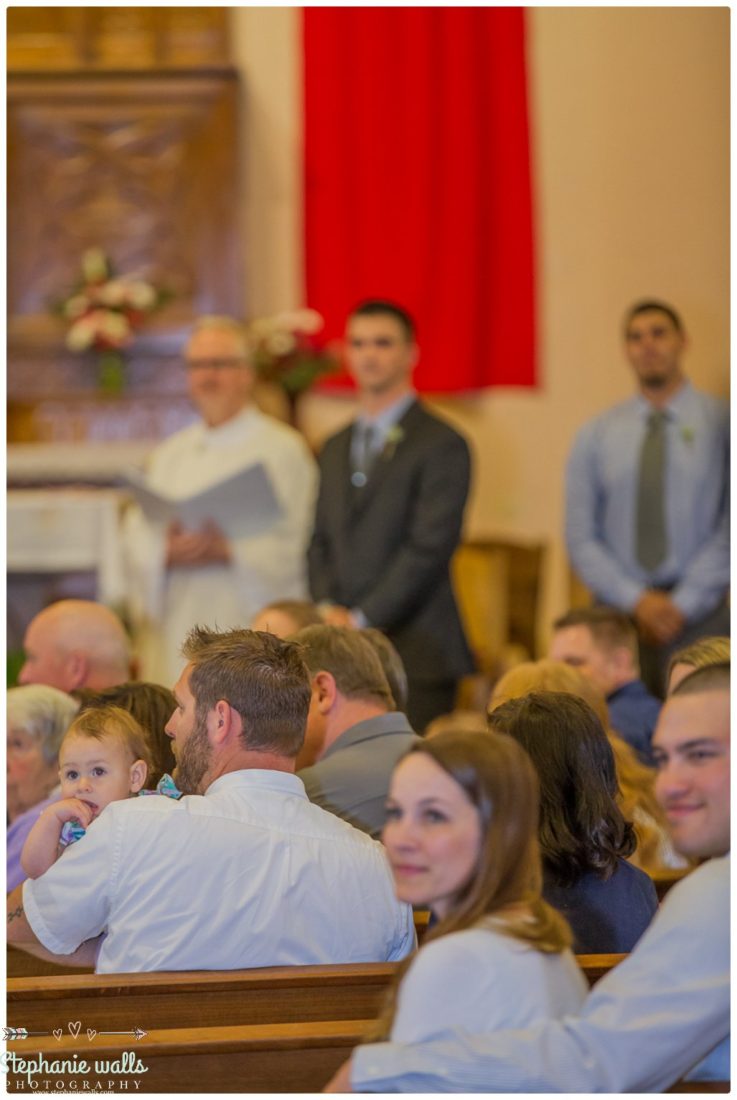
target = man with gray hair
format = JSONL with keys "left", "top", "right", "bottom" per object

{"left": 8, "top": 627, "right": 414, "bottom": 972}
{"left": 295, "top": 625, "right": 419, "bottom": 837}
{"left": 124, "top": 316, "right": 317, "bottom": 684}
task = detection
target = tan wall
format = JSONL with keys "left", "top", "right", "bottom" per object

{"left": 232, "top": 7, "right": 729, "bottom": 650}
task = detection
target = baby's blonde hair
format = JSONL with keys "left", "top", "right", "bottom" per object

{"left": 62, "top": 705, "right": 152, "bottom": 773}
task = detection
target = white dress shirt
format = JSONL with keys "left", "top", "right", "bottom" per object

{"left": 22, "top": 770, "right": 415, "bottom": 973}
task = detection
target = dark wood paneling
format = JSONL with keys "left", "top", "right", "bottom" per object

{"left": 7, "top": 68, "right": 243, "bottom": 440}
{"left": 7, "top": 8, "right": 230, "bottom": 71}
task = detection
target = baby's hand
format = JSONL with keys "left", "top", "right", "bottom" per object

{"left": 46, "top": 798, "right": 96, "bottom": 829}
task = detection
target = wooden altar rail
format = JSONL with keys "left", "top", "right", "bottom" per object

{"left": 7, "top": 955, "right": 626, "bottom": 1035}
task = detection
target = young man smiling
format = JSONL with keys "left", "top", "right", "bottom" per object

{"left": 326, "top": 662, "right": 730, "bottom": 1092}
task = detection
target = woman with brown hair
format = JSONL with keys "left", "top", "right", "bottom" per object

{"left": 488, "top": 692, "right": 658, "bottom": 953}
{"left": 490, "top": 659, "right": 686, "bottom": 875}
{"left": 373, "top": 730, "right": 586, "bottom": 1042}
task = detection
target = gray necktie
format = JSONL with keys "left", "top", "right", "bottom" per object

{"left": 351, "top": 423, "right": 378, "bottom": 488}
{"left": 636, "top": 410, "right": 668, "bottom": 571}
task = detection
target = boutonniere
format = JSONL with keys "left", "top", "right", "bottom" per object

{"left": 382, "top": 425, "right": 405, "bottom": 462}
{"left": 680, "top": 426, "right": 695, "bottom": 446}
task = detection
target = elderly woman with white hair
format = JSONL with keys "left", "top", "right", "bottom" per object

{"left": 7, "top": 684, "right": 79, "bottom": 891}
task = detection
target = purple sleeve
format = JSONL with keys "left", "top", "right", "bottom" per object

{"left": 6, "top": 794, "right": 61, "bottom": 892}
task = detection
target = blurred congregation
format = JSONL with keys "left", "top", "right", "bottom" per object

{"left": 5, "top": 8, "right": 729, "bottom": 1096}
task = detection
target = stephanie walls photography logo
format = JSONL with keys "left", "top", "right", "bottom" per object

{"left": 2, "top": 1021, "right": 149, "bottom": 1092}
{"left": 2, "top": 1050, "right": 149, "bottom": 1092}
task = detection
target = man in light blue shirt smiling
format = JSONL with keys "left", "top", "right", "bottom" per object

{"left": 565, "top": 300, "right": 729, "bottom": 694}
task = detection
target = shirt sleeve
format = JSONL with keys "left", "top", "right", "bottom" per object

{"left": 565, "top": 423, "right": 645, "bottom": 611}
{"left": 21, "top": 810, "right": 118, "bottom": 955}
{"left": 351, "top": 858, "right": 729, "bottom": 1092}
{"left": 386, "top": 904, "right": 418, "bottom": 963}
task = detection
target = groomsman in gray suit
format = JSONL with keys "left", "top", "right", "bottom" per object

{"left": 308, "top": 300, "right": 474, "bottom": 731}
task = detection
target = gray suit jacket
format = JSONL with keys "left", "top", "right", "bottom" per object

{"left": 297, "top": 712, "right": 420, "bottom": 838}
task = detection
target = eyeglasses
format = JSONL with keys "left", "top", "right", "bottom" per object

{"left": 185, "top": 358, "right": 248, "bottom": 370}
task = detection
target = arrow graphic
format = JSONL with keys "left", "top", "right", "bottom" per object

{"left": 96, "top": 1027, "right": 148, "bottom": 1041}
{"left": 3, "top": 1028, "right": 49, "bottom": 1040}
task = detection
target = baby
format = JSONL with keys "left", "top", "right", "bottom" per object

{"left": 21, "top": 704, "right": 151, "bottom": 879}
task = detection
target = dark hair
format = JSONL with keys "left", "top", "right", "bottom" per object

{"left": 349, "top": 299, "right": 416, "bottom": 342}
{"left": 78, "top": 682, "right": 176, "bottom": 788}
{"left": 182, "top": 626, "right": 311, "bottom": 758}
{"left": 672, "top": 661, "right": 730, "bottom": 696}
{"left": 624, "top": 300, "right": 684, "bottom": 335}
{"left": 553, "top": 606, "right": 638, "bottom": 660}
{"left": 362, "top": 629, "right": 409, "bottom": 713}
{"left": 488, "top": 692, "right": 636, "bottom": 886}
{"left": 293, "top": 625, "right": 394, "bottom": 708}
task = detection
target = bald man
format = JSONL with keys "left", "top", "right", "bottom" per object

{"left": 18, "top": 600, "right": 131, "bottom": 693}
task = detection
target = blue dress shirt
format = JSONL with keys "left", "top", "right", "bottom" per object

{"left": 565, "top": 383, "right": 729, "bottom": 621}
{"left": 607, "top": 678, "right": 661, "bottom": 763}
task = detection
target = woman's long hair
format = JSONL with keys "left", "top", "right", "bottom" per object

{"left": 370, "top": 729, "right": 571, "bottom": 1039}
{"left": 489, "top": 691, "right": 636, "bottom": 887}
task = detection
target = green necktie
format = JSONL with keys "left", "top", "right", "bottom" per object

{"left": 636, "top": 410, "right": 668, "bottom": 571}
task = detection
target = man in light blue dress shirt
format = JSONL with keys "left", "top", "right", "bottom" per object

{"left": 326, "top": 661, "right": 730, "bottom": 1092}
{"left": 564, "top": 301, "right": 729, "bottom": 694}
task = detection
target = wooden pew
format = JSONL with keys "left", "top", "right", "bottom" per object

{"left": 2, "top": 1020, "right": 727, "bottom": 1094}
{"left": 652, "top": 868, "right": 691, "bottom": 902}
{"left": 3, "top": 1019, "right": 371, "bottom": 1093}
{"left": 7, "top": 945, "right": 92, "bottom": 978}
{"left": 7, "top": 955, "right": 626, "bottom": 1036}
{"left": 577, "top": 952, "right": 626, "bottom": 985}
{"left": 7, "top": 962, "right": 395, "bottom": 1032}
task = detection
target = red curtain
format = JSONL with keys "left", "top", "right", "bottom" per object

{"left": 303, "top": 7, "right": 536, "bottom": 393}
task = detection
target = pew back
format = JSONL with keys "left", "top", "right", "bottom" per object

{"left": 7, "top": 955, "right": 626, "bottom": 1036}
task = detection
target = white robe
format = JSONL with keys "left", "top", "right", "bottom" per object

{"left": 123, "top": 406, "right": 318, "bottom": 685}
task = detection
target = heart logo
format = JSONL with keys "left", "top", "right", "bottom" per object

{"left": 53, "top": 1029, "right": 62, "bottom": 1041}
{"left": 87, "top": 1029, "right": 97, "bottom": 1041}
{"left": 68, "top": 1021, "right": 81, "bottom": 1038}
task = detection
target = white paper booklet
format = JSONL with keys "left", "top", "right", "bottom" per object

{"left": 124, "top": 462, "right": 283, "bottom": 537}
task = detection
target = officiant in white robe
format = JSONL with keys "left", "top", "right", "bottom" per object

{"left": 124, "top": 316, "right": 317, "bottom": 685}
